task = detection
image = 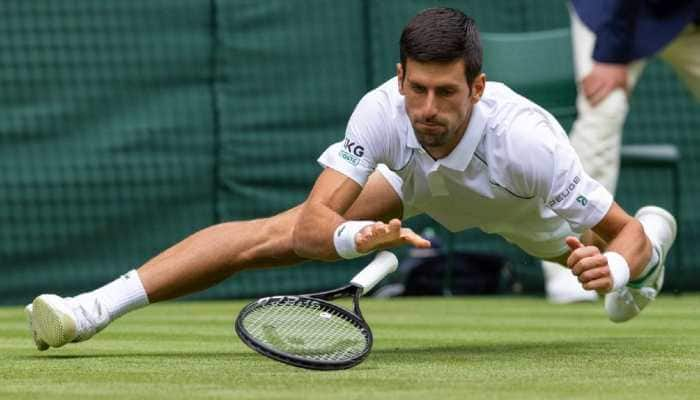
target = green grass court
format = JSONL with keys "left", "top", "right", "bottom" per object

{"left": 2, "top": 296, "right": 699, "bottom": 400}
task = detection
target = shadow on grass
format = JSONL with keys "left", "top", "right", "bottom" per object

{"left": 22, "top": 351, "right": 260, "bottom": 360}
{"left": 372, "top": 336, "right": 648, "bottom": 362}
{"left": 21, "top": 337, "right": 646, "bottom": 363}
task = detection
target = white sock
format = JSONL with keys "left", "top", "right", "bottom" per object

{"left": 629, "top": 245, "right": 660, "bottom": 285}
{"left": 644, "top": 245, "right": 661, "bottom": 275}
{"left": 74, "top": 270, "right": 150, "bottom": 322}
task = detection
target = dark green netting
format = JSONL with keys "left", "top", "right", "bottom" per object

{"left": 206, "top": 1, "right": 373, "bottom": 299}
{"left": 0, "top": 1, "right": 216, "bottom": 303}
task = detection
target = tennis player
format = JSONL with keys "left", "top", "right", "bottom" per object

{"left": 27, "top": 7, "right": 676, "bottom": 351}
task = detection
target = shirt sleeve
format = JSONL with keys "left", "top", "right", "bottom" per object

{"left": 544, "top": 139, "right": 613, "bottom": 232}
{"left": 591, "top": 0, "right": 639, "bottom": 63}
{"left": 317, "top": 90, "right": 392, "bottom": 186}
{"left": 508, "top": 110, "right": 614, "bottom": 233}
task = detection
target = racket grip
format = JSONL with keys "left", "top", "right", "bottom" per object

{"left": 350, "top": 251, "right": 399, "bottom": 295}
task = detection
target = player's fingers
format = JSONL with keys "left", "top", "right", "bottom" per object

{"left": 387, "top": 219, "right": 402, "bottom": 235}
{"left": 567, "top": 246, "right": 601, "bottom": 271}
{"left": 369, "top": 222, "right": 392, "bottom": 238}
{"left": 388, "top": 218, "right": 402, "bottom": 228}
{"left": 571, "top": 253, "right": 607, "bottom": 276}
{"left": 375, "top": 221, "right": 390, "bottom": 236}
{"left": 565, "top": 236, "right": 584, "bottom": 251}
{"left": 375, "top": 219, "right": 403, "bottom": 242}
{"left": 578, "top": 264, "right": 609, "bottom": 284}
{"left": 357, "top": 223, "right": 384, "bottom": 244}
{"left": 582, "top": 276, "right": 613, "bottom": 293}
{"left": 356, "top": 221, "right": 405, "bottom": 252}
{"left": 357, "top": 219, "right": 431, "bottom": 252}
{"left": 356, "top": 224, "right": 372, "bottom": 241}
{"left": 399, "top": 227, "right": 431, "bottom": 248}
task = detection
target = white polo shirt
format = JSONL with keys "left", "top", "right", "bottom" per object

{"left": 318, "top": 77, "right": 613, "bottom": 259}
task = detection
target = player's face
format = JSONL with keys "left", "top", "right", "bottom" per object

{"left": 398, "top": 58, "right": 484, "bottom": 159}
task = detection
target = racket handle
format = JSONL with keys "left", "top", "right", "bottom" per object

{"left": 350, "top": 251, "right": 399, "bottom": 295}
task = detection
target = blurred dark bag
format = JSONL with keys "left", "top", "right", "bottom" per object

{"left": 373, "top": 249, "right": 512, "bottom": 297}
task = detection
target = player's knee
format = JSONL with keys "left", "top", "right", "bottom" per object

{"left": 233, "top": 209, "right": 303, "bottom": 268}
{"left": 261, "top": 214, "right": 296, "bottom": 253}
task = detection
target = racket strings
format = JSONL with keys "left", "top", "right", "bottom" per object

{"left": 242, "top": 301, "right": 368, "bottom": 362}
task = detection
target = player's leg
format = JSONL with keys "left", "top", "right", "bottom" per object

{"left": 139, "top": 207, "right": 305, "bottom": 303}
{"left": 544, "top": 204, "right": 676, "bottom": 322}
{"left": 28, "top": 170, "right": 403, "bottom": 350}
{"left": 551, "top": 205, "right": 677, "bottom": 321}
{"left": 658, "top": 23, "right": 700, "bottom": 100}
{"left": 604, "top": 206, "right": 677, "bottom": 322}
{"left": 28, "top": 207, "right": 306, "bottom": 349}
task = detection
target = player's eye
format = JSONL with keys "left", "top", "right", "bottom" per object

{"left": 437, "top": 88, "right": 455, "bottom": 97}
{"left": 410, "top": 84, "right": 427, "bottom": 94}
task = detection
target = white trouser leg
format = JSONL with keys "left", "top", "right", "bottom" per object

{"left": 568, "top": 90, "right": 627, "bottom": 194}
{"left": 542, "top": 260, "right": 598, "bottom": 303}
{"left": 567, "top": 5, "right": 646, "bottom": 194}
{"left": 543, "top": 6, "right": 645, "bottom": 302}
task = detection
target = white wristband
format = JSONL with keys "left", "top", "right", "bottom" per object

{"left": 333, "top": 220, "right": 376, "bottom": 259}
{"left": 604, "top": 251, "right": 630, "bottom": 291}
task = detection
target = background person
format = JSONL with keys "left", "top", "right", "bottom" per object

{"left": 543, "top": 0, "right": 698, "bottom": 304}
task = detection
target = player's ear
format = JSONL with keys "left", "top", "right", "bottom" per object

{"left": 470, "top": 73, "right": 486, "bottom": 104}
{"left": 396, "top": 63, "right": 405, "bottom": 95}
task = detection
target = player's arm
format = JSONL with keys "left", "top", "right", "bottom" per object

{"left": 293, "top": 168, "right": 362, "bottom": 261}
{"left": 516, "top": 112, "right": 650, "bottom": 293}
{"left": 566, "top": 202, "right": 652, "bottom": 292}
{"left": 292, "top": 168, "right": 430, "bottom": 261}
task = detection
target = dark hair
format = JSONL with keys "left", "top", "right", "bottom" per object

{"left": 399, "top": 8, "right": 482, "bottom": 86}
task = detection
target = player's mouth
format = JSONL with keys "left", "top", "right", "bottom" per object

{"left": 416, "top": 123, "right": 446, "bottom": 135}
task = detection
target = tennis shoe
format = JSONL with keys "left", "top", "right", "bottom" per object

{"left": 25, "top": 304, "right": 49, "bottom": 351}
{"left": 605, "top": 206, "right": 676, "bottom": 323}
{"left": 30, "top": 294, "right": 110, "bottom": 348}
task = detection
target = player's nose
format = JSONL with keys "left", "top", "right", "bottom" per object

{"left": 420, "top": 92, "right": 439, "bottom": 119}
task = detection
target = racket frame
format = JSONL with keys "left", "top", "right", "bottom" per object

{"left": 235, "top": 283, "right": 372, "bottom": 370}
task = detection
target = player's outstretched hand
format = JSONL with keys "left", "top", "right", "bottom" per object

{"left": 565, "top": 236, "right": 613, "bottom": 293}
{"left": 355, "top": 219, "right": 431, "bottom": 254}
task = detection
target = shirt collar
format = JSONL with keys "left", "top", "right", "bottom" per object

{"left": 405, "top": 121, "right": 422, "bottom": 149}
{"left": 405, "top": 101, "right": 487, "bottom": 170}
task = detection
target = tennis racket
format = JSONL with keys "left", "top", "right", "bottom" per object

{"left": 235, "top": 251, "right": 399, "bottom": 370}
